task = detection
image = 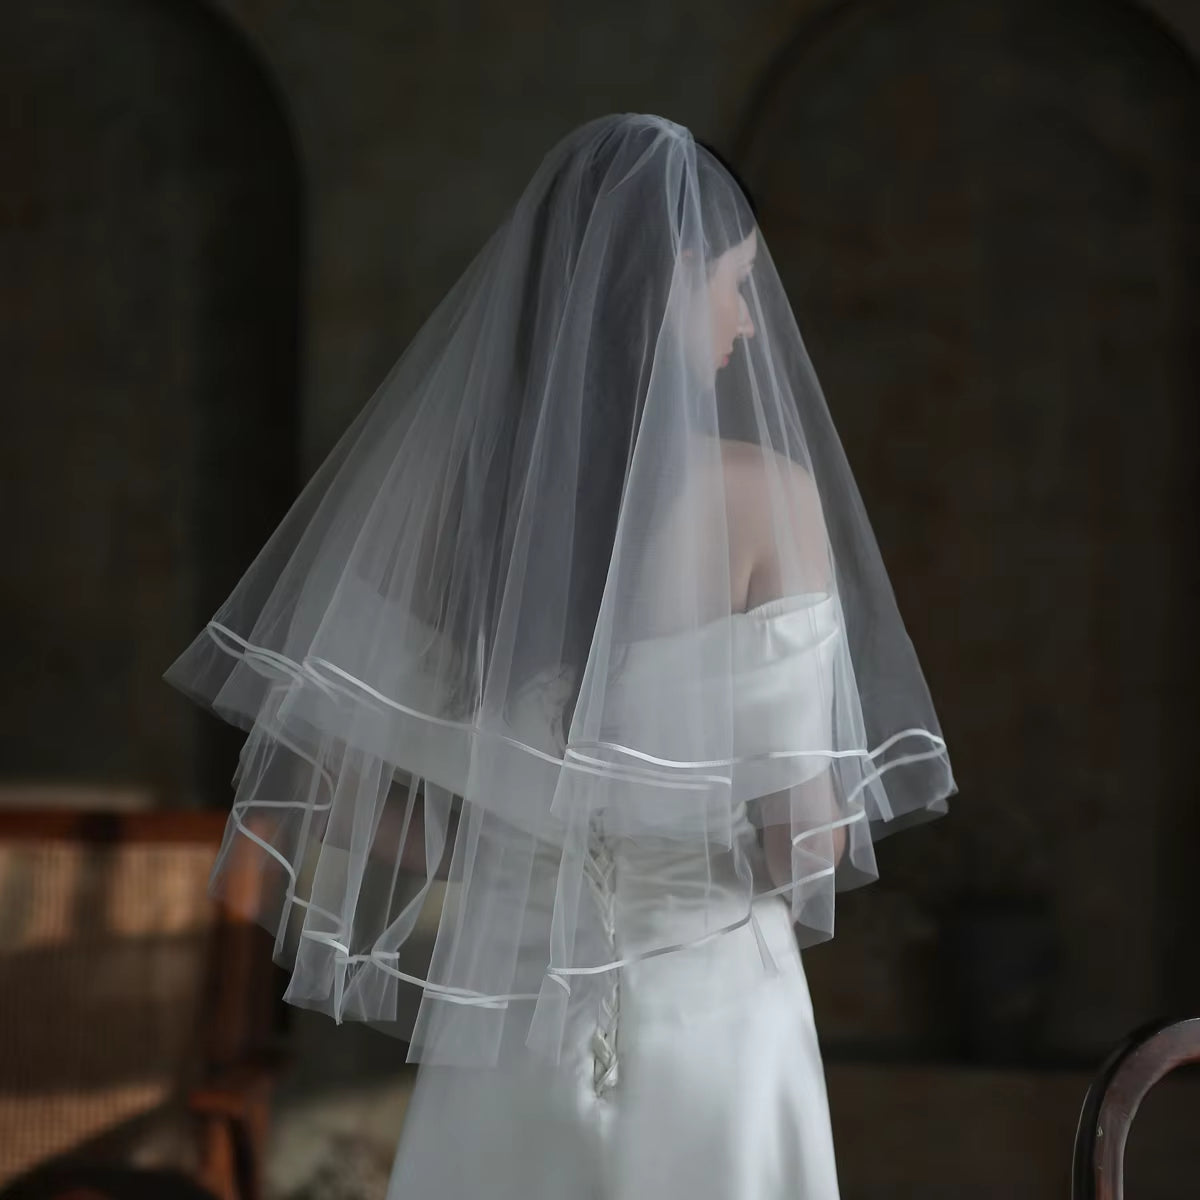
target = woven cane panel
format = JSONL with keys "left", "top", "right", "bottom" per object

{"left": 0, "top": 839, "right": 215, "bottom": 1183}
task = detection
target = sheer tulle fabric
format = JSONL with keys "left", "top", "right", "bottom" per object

{"left": 166, "top": 113, "right": 953, "bottom": 1067}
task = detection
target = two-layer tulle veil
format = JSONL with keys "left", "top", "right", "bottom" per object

{"left": 166, "top": 113, "right": 954, "bottom": 1067}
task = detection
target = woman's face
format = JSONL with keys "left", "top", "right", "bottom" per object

{"left": 708, "top": 229, "right": 757, "bottom": 371}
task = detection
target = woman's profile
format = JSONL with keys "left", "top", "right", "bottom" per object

{"left": 167, "top": 113, "right": 954, "bottom": 1198}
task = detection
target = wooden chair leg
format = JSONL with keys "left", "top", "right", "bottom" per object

{"left": 190, "top": 1062, "right": 275, "bottom": 1200}
{"left": 243, "top": 1095, "right": 270, "bottom": 1200}
{"left": 194, "top": 1105, "right": 270, "bottom": 1200}
{"left": 196, "top": 1116, "right": 238, "bottom": 1200}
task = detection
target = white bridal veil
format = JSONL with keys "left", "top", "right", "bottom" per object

{"left": 166, "top": 113, "right": 954, "bottom": 1067}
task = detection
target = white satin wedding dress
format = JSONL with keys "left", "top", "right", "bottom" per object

{"left": 386, "top": 594, "right": 843, "bottom": 1200}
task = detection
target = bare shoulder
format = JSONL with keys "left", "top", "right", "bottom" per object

{"left": 718, "top": 439, "right": 830, "bottom": 600}
{"left": 717, "top": 439, "right": 822, "bottom": 517}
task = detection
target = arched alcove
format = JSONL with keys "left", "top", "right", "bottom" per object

{"left": 2, "top": 0, "right": 302, "bottom": 805}
{"left": 737, "top": 0, "right": 1200, "bottom": 1060}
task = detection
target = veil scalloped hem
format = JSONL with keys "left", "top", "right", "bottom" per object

{"left": 208, "top": 797, "right": 881, "bottom": 1066}
{"left": 171, "top": 617, "right": 953, "bottom": 839}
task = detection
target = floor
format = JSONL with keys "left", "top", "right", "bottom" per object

{"left": 260, "top": 1017, "right": 1200, "bottom": 1200}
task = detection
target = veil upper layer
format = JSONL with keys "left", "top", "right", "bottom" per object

{"left": 166, "top": 113, "right": 954, "bottom": 1066}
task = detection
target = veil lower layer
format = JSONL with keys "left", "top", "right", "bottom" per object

{"left": 166, "top": 114, "right": 954, "bottom": 1067}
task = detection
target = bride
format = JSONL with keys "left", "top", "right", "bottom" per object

{"left": 166, "top": 113, "right": 954, "bottom": 1199}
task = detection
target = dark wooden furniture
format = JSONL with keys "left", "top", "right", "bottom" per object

{"left": 1072, "top": 1016, "right": 1200, "bottom": 1200}
{"left": 0, "top": 809, "right": 282, "bottom": 1200}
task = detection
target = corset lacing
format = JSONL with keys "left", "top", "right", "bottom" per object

{"left": 584, "top": 819, "right": 620, "bottom": 1096}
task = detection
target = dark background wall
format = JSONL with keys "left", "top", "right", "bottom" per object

{"left": 735, "top": 0, "right": 1200, "bottom": 1064}
{"left": 4, "top": 0, "right": 300, "bottom": 805}
{"left": 3, "top": 1, "right": 1197, "bottom": 1194}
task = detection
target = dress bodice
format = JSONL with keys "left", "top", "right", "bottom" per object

{"left": 609, "top": 592, "right": 839, "bottom": 774}
{"left": 499, "top": 594, "right": 843, "bottom": 968}
{"left": 507, "top": 592, "right": 841, "bottom": 806}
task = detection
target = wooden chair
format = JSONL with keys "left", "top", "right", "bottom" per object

{"left": 0, "top": 809, "right": 283, "bottom": 1200}
{"left": 1071, "top": 1016, "right": 1200, "bottom": 1200}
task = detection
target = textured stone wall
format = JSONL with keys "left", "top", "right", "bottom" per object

{"left": 3, "top": 0, "right": 300, "bottom": 802}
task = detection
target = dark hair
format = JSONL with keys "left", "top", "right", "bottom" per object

{"left": 696, "top": 138, "right": 759, "bottom": 223}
